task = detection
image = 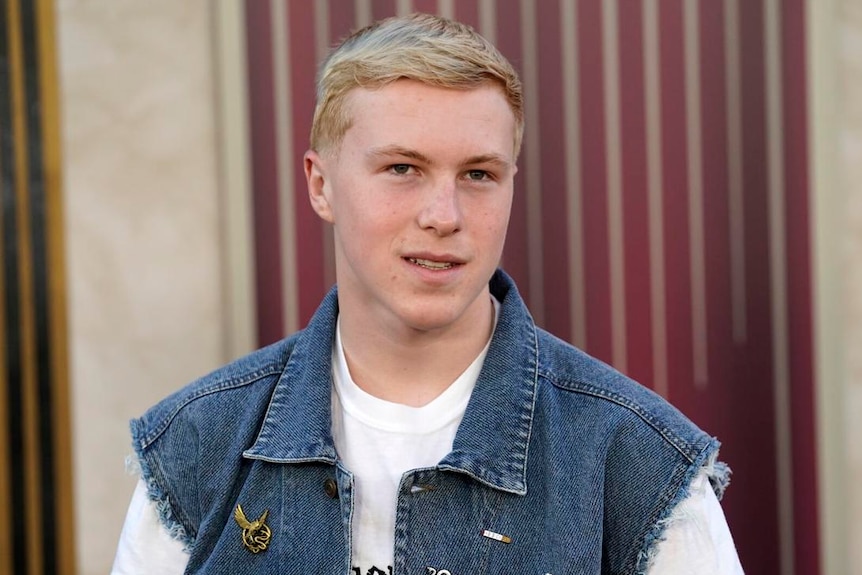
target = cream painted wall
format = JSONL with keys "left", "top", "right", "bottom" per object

{"left": 841, "top": 0, "right": 862, "bottom": 569}
{"left": 56, "top": 1, "right": 227, "bottom": 573}
{"left": 811, "top": 0, "right": 862, "bottom": 572}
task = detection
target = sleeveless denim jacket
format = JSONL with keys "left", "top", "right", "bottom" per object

{"left": 131, "top": 270, "right": 729, "bottom": 575}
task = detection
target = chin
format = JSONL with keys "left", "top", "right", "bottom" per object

{"left": 402, "top": 315, "right": 460, "bottom": 334}
{"left": 395, "top": 306, "right": 465, "bottom": 333}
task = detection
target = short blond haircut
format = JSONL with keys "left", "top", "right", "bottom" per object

{"left": 310, "top": 13, "right": 524, "bottom": 156}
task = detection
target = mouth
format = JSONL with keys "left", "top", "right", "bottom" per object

{"left": 405, "top": 257, "right": 460, "bottom": 270}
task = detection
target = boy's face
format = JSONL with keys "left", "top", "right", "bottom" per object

{"left": 305, "top": 79, "right": 517, "bottom": 336}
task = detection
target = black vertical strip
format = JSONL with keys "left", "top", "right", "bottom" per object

{"left": 0, "top": 1, "right": 28, "bottom": 574}
{"left": 21, "top": 2, "right": 56, "bottom": 573}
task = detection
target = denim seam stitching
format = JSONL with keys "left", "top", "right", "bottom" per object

{"left": 139, "top": 364, "right": 285, "bottom": 448}
{"left": 539, "top": 372, "right": 698, "bottom": 461}
{"left": 516, "top": 320, "right": 540, "bottom": 492}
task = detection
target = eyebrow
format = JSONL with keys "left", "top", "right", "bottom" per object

{"left": 462, "top": 153, "right": 512, "bottom": 168}
{"left": 366, "top": 146, "right": 513, "bottom": 169}
{"left": 367, "top": 146, "right": 431, "bottom": 164}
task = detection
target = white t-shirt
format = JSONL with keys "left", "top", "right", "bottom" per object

{"left": 329, "top": 316, "right": 490, "bottom": 574}
{"left": 112, "top": 314, "right": 744, "bottom": 574}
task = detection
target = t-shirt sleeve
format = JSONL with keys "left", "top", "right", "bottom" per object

{"left": 646, "top": 469, "right": 744, "bottom": 574}
{"left": 112, "top": 478, "right": 190, "bottom": 575}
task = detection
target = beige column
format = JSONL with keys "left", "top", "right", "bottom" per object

{"left": 841, "top": 0, "right": 862, "bottom": 569}
{"left": 809, "top": 0, "right": 861, "bottom": 572}
{"left": 56, "top": 1, "right": 241, "bottom": 572}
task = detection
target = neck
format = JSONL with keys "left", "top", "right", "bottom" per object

{"left": 337, "top": 297, "right": 495, "bottom": 407}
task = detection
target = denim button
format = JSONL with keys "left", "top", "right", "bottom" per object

{"left": 323, "top": 478, "right": 338, "bottom": 498}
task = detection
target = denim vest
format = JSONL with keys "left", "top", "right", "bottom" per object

{"left": 132, "top": 270, "right": 728, "bottom": 575}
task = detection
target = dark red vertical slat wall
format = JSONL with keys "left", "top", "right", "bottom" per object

{"left": 244, "top": 2, "right": 820, "bottom": 573}
{"left": 372, "top": 0, "right": 396, "bottom": 21}
{"left": 454, "top": 1, "right": 479, "bottom": 29}
{"left": 245, "top": 0, "right": 284, "bottom": 345}
{"left": 738, "top": 1, "right": 782, "bottom": 572}
{"left": 494, "top": 3, "right": 530, "bottom": 306}
{"left": 328, "top": 1, "right": 355, "bottom": 45}
{"left": 286, "top": 2, "right": 325, "bottom": 326}
{"left": 696, "top": 0, "right": 735, "bottom": 507}
{"left": 577, "top": 0, "right": 613, "bottom": 365}
{"left": 781, "top": 0, "right": 819, "bottom": 572}
{"left": 698, "top": 0, "right": 730, "bottom": 437}
{"left": 413, "top": 0, "right": 437, "bottom": 15}
{"left": 696, "top": 2, "right": 748, "bottom": 561}
{"left": 536, "top": 0, "right": 571, "bottom": 342}
{"left": 658, "top": 0, "right": 695, "bottom": 412}
{"left": 618, "top": 0, "right": 654, "bottom": 388}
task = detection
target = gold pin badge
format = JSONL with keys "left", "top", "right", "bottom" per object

{"left": 234, "top": 504, "right": 272, "bottom": 553}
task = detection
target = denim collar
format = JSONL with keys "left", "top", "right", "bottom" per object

{"left": 243, "top": 270, "right": 538, "bottom": 495}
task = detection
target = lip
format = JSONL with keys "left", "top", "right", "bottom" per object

{"left": 400, "top": 252, "right": 468, "bottom": 280}
{"left": 402, "top": 252, "right": 467, "bottom": 268}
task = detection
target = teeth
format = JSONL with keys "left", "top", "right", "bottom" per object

{"left": 408, "top": 258, "right": 454, "bottom": 270}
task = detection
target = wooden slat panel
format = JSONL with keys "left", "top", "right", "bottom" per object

{"left": 35, "top": 0, "right": 75, "bottom": 572}
{"left": 0, "top": 2, "right": 75, "bottom": 573}
{"left": 7, "top": 0, "right": 43, "bottom": 573}
{"left": 0, "top": 2, "right": 27, "bottom": 571}
{"left": 0, "top": 57, "right": 12, "bottom": 575}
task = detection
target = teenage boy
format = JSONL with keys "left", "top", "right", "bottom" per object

{"left": 113, "top": 13, "right": 743, "bottom": 575}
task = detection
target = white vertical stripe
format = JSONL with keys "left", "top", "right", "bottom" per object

{"left": 478, "top": 0, "right": 496, "bottom": 45}
{"left": 315, "top": 0, "right": 330, "bottom": 60}
{"left": 520, "top": 0, "right": 544, "bottom": 325}
{"left": 561, "top": 0, "right": 586, "bottom": 350}
{"left": 272, "top": 0, "right": 299, "bottom": 334}
{"left": 643, "top": 0, "right": 668, "bottom": 397}
{"left": 355, "top": 0, "right": 373, "bottom": 28}
{"left": 214, "top": 0, "right": 257, "bottom": 357}
{"left": 724, "top": 0, "right": 747, "bottom": 344}
{"left": 603, "top": 0, "right": 627, "bottom": 372}
{"left": 315, "top": 0, "right": 337, "bottom": 289}
{"left": 438, "top": 0, "right": 454, "bottom": 19}
{"left": 396, "top": 0, "right": 412, "bottom": 16}
{"left": 683, "top": 0, "right": 709, "bottom": 387}
{"left": 765, "top": 0, "right": 795, "bottom": 573}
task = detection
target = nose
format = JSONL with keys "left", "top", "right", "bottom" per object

{"left": 417, "top": 178, "right": 462, "bottom": 236}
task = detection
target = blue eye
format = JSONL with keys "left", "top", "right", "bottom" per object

{"left": 390, "top": 164, "right": 412, "bottom": 175}
{"left": 467, "top": 170, "right": 489, "bottom": 181}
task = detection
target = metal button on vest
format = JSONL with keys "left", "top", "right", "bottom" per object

{"left": 323, "top": 478, "right": 338, "bottom": 499}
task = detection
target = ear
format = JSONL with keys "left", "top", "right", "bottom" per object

{"left": 305, "top": 150, "right": 334, "bottom": 223}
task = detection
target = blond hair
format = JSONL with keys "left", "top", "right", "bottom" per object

{"left": 310, "top": 13, "right": 524, "bottom": 155}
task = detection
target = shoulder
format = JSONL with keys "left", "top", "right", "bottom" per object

{"left": 127, "top": 334, "right": 301, "bottom": 547}
{"left": 531, "top": 329, "right": 730, "bottom": 573}
{"left": 132, "top": 334, "right": 299, "bottom": 451}
{"left": 533, "top": 328, "right": 715, "bottom": 466}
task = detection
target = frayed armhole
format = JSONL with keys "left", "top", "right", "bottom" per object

{"left": 124, "top": 453, "right": 142, "bottom": 476}
{"left": 634, "top": 440, "right": 731, "bottom": 574}
{"left": 704, "top": 454, "right": 731, "bottom": 501}
{"left": 130, "top": 423, "right": 196, "bottom": 553}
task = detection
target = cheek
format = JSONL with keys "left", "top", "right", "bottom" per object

{"left": 384, "top": 199, "right": 401, "bottom": 219}
{"left": 336, "top": 200, "right": 403, "bottom": 253}
{"left": 480, "top": 202, "right": 512, "bottom": 234}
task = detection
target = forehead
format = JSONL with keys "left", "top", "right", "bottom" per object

{"left": 339, "top": 80, "right": 518, "bottom": 158}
